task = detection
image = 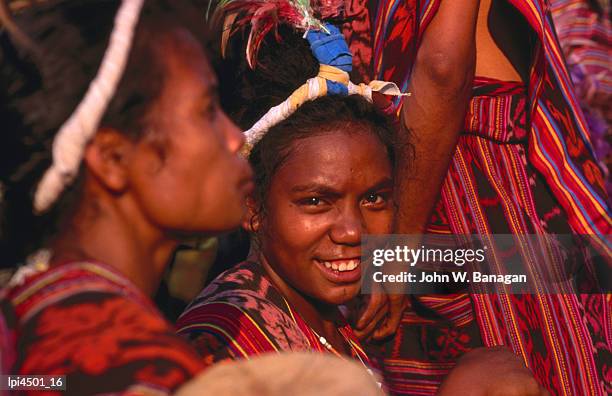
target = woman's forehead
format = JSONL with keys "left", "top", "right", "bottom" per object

{"left": 151, "top": 29, "right": 217, "bottom": 102}
{"left": 273, "top": 130, "right": 392, "bottom": 188}
{"left": 155, "top": 28, "right": 214, "bottom": 80}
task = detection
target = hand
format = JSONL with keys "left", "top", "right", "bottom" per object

{"left": 437, "top": 347, "right": 549, "bottom": 396}
{"left": 354, "top": 292, "right": 407, "bottom": 341}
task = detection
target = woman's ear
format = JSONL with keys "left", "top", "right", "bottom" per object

{"left": 241, "top": 196, "right": 261, "bottom": 233}
{"left": 83, "top": 127, "right": 134, "bottom": 193}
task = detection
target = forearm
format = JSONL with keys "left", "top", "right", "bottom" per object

{"left": 394, "top": 0, "right": 480, "bottom": 233}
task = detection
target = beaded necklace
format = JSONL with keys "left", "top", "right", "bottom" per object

{"left": 281, "top": 297, "right": 382, "bottom": 388}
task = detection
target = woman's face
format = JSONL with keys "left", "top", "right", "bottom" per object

{"left": 258, "top": 127, "right": 394, "bottom": 306}
{"left": 128, "top": 28, "right": 253, "bottom": 235}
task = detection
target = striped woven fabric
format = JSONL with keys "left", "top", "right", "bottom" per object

{"left": 370, "top": 0, "right": 611, "bottom": 238}
{"left": 176, "top": 261, "right": 376, "bottom": 372}
{"left": 357, "top": 1, "right": 612, "bottom": 395}
{"left": 366, "top": 293, "right": 482, "bottom": 396}
{"left": 436, "top": 79, "right": 610, "bottom": 396}
{"left": 1, "top": 261, "right": 204, "bottom": 395}
{"left": 551, "top": 0, "right": 612, "bottom": 195}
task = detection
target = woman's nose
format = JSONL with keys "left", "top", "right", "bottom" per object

{"left": 329, "top": 207, "right": 363, "bottom": 246}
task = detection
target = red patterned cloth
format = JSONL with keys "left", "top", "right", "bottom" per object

{"left": 551, "top": 0, "right": 612, "bottom": 195}
{"left": 353, "top": 0, "right": 610, "bottom": 237}
{"left": 342, "top": 0, "right": 373, "bottom": 83}
{"left": 367, "top": 294, "right": 482, "bottom": 396}
{"left": 0, "top": 262, "right": 204, "bottom": 396}
{"left": 344, "top": 2, "right": 611, "bottom": 395}
{"left": 176, "top": 261, "right": 376, "bottom": 374}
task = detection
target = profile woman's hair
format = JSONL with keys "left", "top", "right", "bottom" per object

{"left": 0, "top": 0, "right": 208, "bottom": 265}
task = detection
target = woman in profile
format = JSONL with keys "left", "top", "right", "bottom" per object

{"left": 0, "top": 1, "right": 251, "bottom": 394}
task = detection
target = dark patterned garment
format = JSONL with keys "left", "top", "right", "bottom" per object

{"left": 0, "top": 261, "right": 204, "bottom": 396}
{"left": 341, "top": 0, "right": 373, "bottom": 83}
{"left": 176, "top": 261, "right": 376, "bottom": 374}
{"left": 366, "top": 294, "right": 483, "bottom": 396}
{"left": 342, "top": 1, "right": 611, "bottom": 395}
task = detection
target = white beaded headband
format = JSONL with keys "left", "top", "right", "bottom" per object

{"left": 33, "top": 0, "right": 145, "bottom": 213}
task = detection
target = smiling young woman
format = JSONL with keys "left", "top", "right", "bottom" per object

{"left": 175, "top": 26, "right": 396, "bottom": 375}
{"left": 256, "top": 126, "right": 393, "bottom": 310}
{"left": 175, "top": 18, "right": 548, "bottom": 396}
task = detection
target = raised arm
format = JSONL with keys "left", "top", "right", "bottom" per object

{"left": 394, "top": 0, "right": 480, "bottom": 233}
{"left": 356, "top": 0, "right": 482, "bottom": 340}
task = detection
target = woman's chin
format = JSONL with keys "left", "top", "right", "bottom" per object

{"left": 321, "top": 286, "right": 362, "bottom": 306}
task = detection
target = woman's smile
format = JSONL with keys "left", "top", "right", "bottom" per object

{"left": 314, "top": 257, "right": 362, "bottom": 284}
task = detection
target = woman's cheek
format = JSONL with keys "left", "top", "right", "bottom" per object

{"left": 364, "top": 209, "right": 394, "bottom": 234}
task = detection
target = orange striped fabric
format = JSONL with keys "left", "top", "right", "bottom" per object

{"left": 366, "top": 2, "right": 612, "bottom": 390}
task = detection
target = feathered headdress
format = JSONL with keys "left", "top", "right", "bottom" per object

{"left": 213, "top": 0, "right": 344, "bottom": 68}
{"left": 213, "top": 0, "right": 409, "bottom": 155}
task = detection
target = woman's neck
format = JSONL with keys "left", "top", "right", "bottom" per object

{"left": 51, "top": 198, "right": 178, "bottom": 297}
{"left": 257, "top": 252, "right": 350, "bottom": 354}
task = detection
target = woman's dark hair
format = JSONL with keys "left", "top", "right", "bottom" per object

{"left": 215, "top": 25, "right": 398, "bottom": 216}
{"left": 0, "top": 0, "right": 209, "bottom": 265}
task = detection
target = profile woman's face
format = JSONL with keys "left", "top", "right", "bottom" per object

{"left": 127, "top": 28, "right": 253, "bottom": 235}
{"left": 258, "top": 127, "right": 394, "bottom": 305}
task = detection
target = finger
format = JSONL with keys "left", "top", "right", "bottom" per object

{"left": 354, "top": 300, "right": 388, "bottom": 339}
{"left": 354, "top": 300, "right": 389, "bottom": 340}
{"left": 372, "top": 295, "right": 407, "bottom": 339}
{"left": 356, "top": 293, "right": 386, "bottom": 329}
{"left": 372, "top": 319, "right": 394, "bottom": 340}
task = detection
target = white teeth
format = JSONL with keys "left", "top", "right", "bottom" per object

{"left": 320, "top": 259, "right": 361, "bottom": 272}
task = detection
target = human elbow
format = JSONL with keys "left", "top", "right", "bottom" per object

{"left": 416, "top": 49, "right": 474, "bottom": 91}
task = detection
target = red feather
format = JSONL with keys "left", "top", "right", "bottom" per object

{"left": 215, "top": 0, "right": 344, "bottom": 68}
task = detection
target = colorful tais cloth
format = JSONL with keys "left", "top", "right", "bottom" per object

{"left": 372, "top": 0, "right": 611, "bottom": 237}
{"left": 0, "top": 298, "right": 16, "bottom": 396}
{"left": 176, "top": 261, "right": 375, "bottom": 371}
{"left": 0, "top": 261, "right": 204, "bottom": 396}
{"left": 343, "top": 1, "right": 611, "bottom": 395}
{"left": 370, "top": 76, "right": 611, "bottom": 396}
{"left": 370, "top": 294, "right": 483, "bottom": 396}
{"left": 551, "top": 0, "right": 612, "bottom": 196}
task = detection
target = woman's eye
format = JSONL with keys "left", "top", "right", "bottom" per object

{"left": 301, "top": 197, "right": 322, "bottom": 206}
{"left": 363, "top": 193, "right": 386, "bottom": 206}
